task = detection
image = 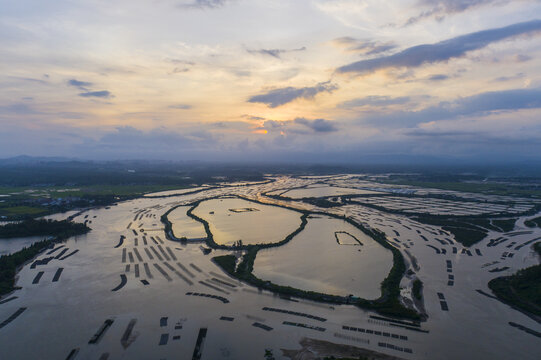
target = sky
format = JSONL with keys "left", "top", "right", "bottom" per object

{"left": 1, "top": 0, "right": 541, "bottom": 163}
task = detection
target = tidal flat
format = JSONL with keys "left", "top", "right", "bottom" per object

{"left": 0, "top": 175, "right": 540, "bottom": 359}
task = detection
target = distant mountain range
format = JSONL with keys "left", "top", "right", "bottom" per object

{"left": 1, "top": 155, "right": 541, "bottom": 177}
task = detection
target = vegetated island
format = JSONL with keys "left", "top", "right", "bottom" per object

{"left": 0, "top": 218, "right": 88, "bottom": 239}
{"left": 525, "top": 216, "right": 541, "bottom": 228}
{"left": 412, "top": 215, "right": 518, "bottom": 247}
{"left": 0, "top": 219, "right": 90, "bottom": 298}
{"left": 488, "top": 242, "right": 541, "bottom": 319}
{"left": 163, "top": 195, "right": 421, "bottom": 321}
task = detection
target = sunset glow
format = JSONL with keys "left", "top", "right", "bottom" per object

{"left": 1, "top": 0, "right": 540, "bottom": 162}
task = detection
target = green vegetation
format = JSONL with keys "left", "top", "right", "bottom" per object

{"left": 413, "top": 216, "right": 489, "bottom": 247}
{"left": 411, "top": 216, "right": 518, "bottom": 246}
{"left": 383, "top": 174, "right": 541, "bottom": 198}
{"left": 0, "top": 240, "right": 53, "bottom": 296}
{"left": 412, "top": 279, "right": 423, "bottom": 301}
{"left": 0, "top": 219, "right": 89, "bottom": 239}
{"left": 0, "top": 219, "right": 90, "bottom": 298}
{"left": 0, "top": 160, "right": 266, "bottom": 188}
{"left": 488, "top": 265, "right": 541, "bottom": 316}
{"left": 440, "top": 227, "right": 486, "bottom": 247}
{"left": 534, "top": 242, "right": 541, "bottom": 257}
{"left": 491, "top": 218, "right": 517, "bottom": 232}
{"left": 0, "top": 206, "right": 48, "bottom": 217}
{"left": 212, "top": 254, "right": 237, "bottom": 273}
{"left": 264, "top": 349, "right": 275, "bottom": 360}
{"left": 525, "top": 216, "right": 541, "bottom": 228}
{"left": 0, "top": 185, "right": 191, "bottom": 220}
{"left": 488, "top": 241, "right": 541, "bottom": 317}
{"left": 236, "top": 246, "right": 258, "bottom": 274}
{"left": 0, "top": 160, "right": 269, "bottom": 220}
{"left": 0, "top": 184, "right": 185, "bottom": 198}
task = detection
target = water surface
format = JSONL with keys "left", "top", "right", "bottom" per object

{"left": 253, "top": 215, "right": 393, "bottom": 299}
{"left": 192, "top": 197, "right": 302, "bottom": 246}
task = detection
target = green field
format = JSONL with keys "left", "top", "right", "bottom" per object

{"left": 383, "top": 179, "right": 541, "bottom": 198}
{"left": 0, "top": 206, "right": 48, "bottom": 217}
{"left": 0, "top": 184, "right": 190, "bottom": 220}
{"left": 488, "top": 242, "right": 541, "bottom": 316}
{"left": 0, "top": 184, "right": 188, "bottom": 197}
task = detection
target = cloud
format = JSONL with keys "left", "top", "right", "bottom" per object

{"left": 514, "top": 54, "right": 532, "bottom": 62}
{"left": 78, "top": 90, "right": 113, "bottom": 98}
{"left": 169, "top": 59, "right": 196, "bottom": 65}
{"left": 248, "top": 81, "right": 338, "bottom": 108}
{"left": 248, "top": 47, "right": 306, "bottom": 59}
{"left": 69, "top": 79, "right": 112, "bottom": 99}
{"left": 294, "top": 118, "right": 338, "bottom": 132}
{"left": 178, "top": 0, "right": 229, "bottom": 9}
{"left": 8, "top": 76, "right": 49, "bottom": 85}
{"left": 72, "top": 126, "right": 209, "bottom": 159}
{"left": 339, "top": 95, "right": 411, "bottom": 108}
{"left": 169, "top": 104, "right": 192, "bottom": 109}
{"left": 94, "top": 126, "right": 215, "bottom": 149}
{"left": 171, "top": 67, "right": 190, "bottom": 74}
{"left": 332, "top": 37, "right": 397, "bottom": 55}
{"left": 259, "top": 117, "right": 338, "bottom": 134}
{"left": 68, "top": 79, "right": 92, "bottom": 89}
{"left": 242, "top": 114, "right": 266, "bottom": 121}
{"left": 405, "top": 129, "right": 481, "bottom": 138}
{"left": 337, "top": 19, "right": 541, "bottom": 75}
{"left": 427, "top": 74, "right": 449, "bottom": 81}
{"left": 57, "top": 112, "right": 87, "bottom": 119}
{"left": 492, "top": 73, "right": 525, "bottom": 82}
{"left": 362, "top": 87, "right": 541, "bottom": 126}
{"left": 403, "top": 121, "right": 541, "bottom": 148}
{"left": 434, "top": 87, "right": 541, "bottom": 114}
{"left": 405, "top": 0, "right": 507, "bottom": 25}
{"left": 0, "top": 103, "right": 39, "bottom": 115}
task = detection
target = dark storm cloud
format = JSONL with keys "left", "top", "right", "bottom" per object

{"left": 247, "top": 47, "right": 306, "bottom": 59}
{"left": 78, "top": 90, "right": 112, "bottom": 98}
{"left": 248, "top": 81, "right": 338, "bottom": 108}
{"left": 362, "top": 87, "right": 541, "bottom": 126}
{"left": 294, "top": 118, "right": 338, "bottom": 132}
{"left": 337, "top": 19, "right": 541, "bottom": 75}
{"left": 339, "top": 95, "right": 411, "bottom": 108}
